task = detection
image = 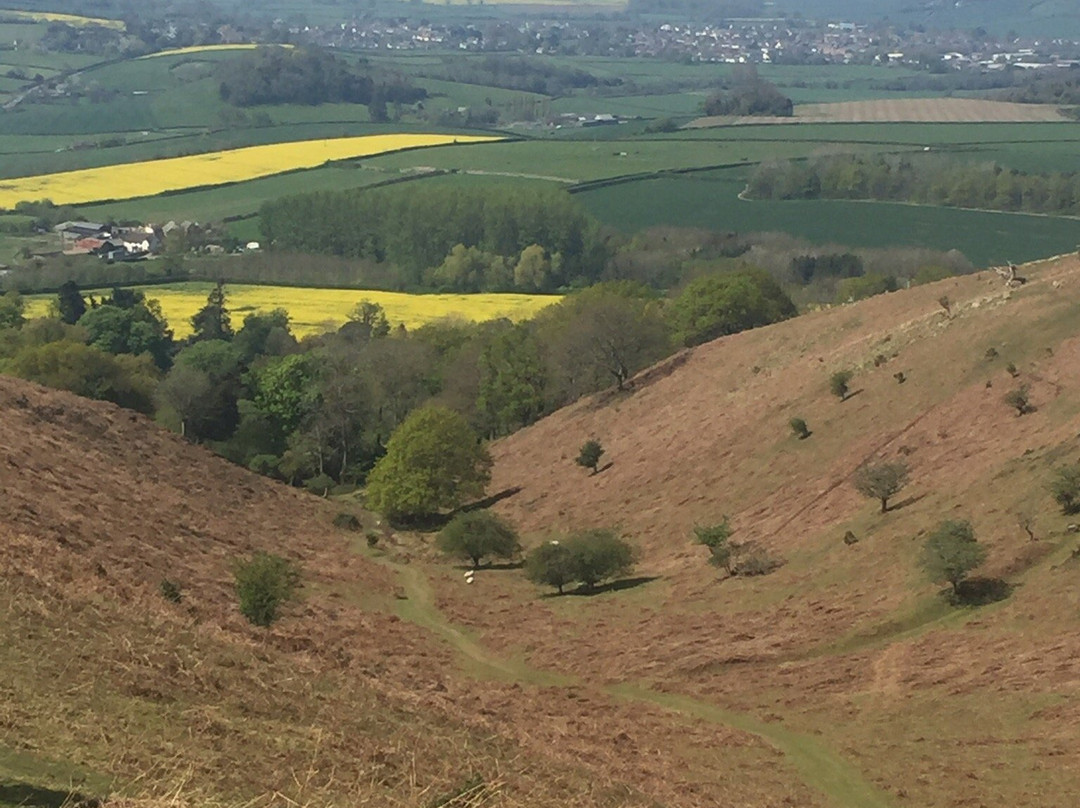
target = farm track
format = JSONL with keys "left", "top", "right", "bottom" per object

{"left": 387, "top": 560, "right": 896, "bottom": 808}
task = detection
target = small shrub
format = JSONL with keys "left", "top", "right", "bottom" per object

{"left": 437, "top": 510, "right": 521, "bottom": 568}
{"left": 852, "top": 460, "right": 910, "bottom": 513}
{"left": 365, "top": 531, "right": 380, "bottom": 548}
{"left": 1050, "top": 463, "right": 1080, "bottom": 514}
{"left": 937, "top": 295, "right": 951, "bottom": 315}
{"left": 1005, "top": 362, "right": 1019, "bottom": 378}
{"left": 333, "top": 512, "right": 361, "bottom": 531}
{"left": 829, "top": 369, "right": 853, "bottom": 401}
{"left": 248, "top": 454, "right": 280, "bottom": 477}
{"left": 693, "top": 519, "right": 734, "bottom": 572}
{"left": 233, "top": 552, "right": 300, "bottom": 628}
{"left": 304, "top": 473, "right": 335, "bottom": 496}
{"left": 731, "top": 543, "right": 783, "bottom": 577}
{"left": 984, "top": 347, "right": 999, "bottom": 360}
{"left": 1003, "top": 385, "right": 1030, "bottom": 416}
{"left": 789, "top": 417, "right": 810, "bottom": 439}
{"left": 576, "top": 439, "right": 605, "bottom": 474}
{"left": 843, "top": 530, "right": 858, "bottom": 545}
{"left": 160, "top": 578, "right": 182, "bottom": 604}
{"left": 894, "top": 371, "right": 906, "bottom": 384}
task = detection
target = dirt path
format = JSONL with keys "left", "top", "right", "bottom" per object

{"left": 389, "top": 562, "right": 895, "bottom": 808}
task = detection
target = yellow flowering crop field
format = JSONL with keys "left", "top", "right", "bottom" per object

{"left": 25, "top": 283, "right": 560, "bottom": 338}
{"left": 137, "top": 44, "right": 295, "bottom": 59}
{"left": 0, "top": 9, "right": 125, "bottom": 29}
{"left": 0, "top": 133, "right": 502, "bottom": 210}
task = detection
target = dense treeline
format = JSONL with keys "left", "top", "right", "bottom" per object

{"left": 703, "top": 65, "right": 793, "bottom": 117}
{"left": 218, "top": 47, "right": 426, "bottom": 108}
{"left": 260, "top": 185, "right": 607, "bottom": 291}
{"left": 1000, "top": 74, "right": 1080, "bottom": 106}
{"left": 0, "top": 267, "right": 796, "bottom": 488}
{"left": 419, "top": 55, "right": 617, "bottom": 97}
{"left": 748, "top": 153, "right": 1080, "bottom": 216}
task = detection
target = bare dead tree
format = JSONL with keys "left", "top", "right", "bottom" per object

{"left": 995, "top": 263, "right": 1027, "bottom": 287}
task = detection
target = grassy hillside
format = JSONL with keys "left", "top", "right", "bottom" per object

{"left": 438, "top": 252, "right": 1080, "bottom": 807}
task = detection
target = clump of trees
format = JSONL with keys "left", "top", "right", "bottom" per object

{"left": 703, "top": 65, "right": 793, "bottom": 117}
{"left": 852, "top": 460, "right": 910, "bottom": 513}
{"left": 233, "top": 551, "right": 300, "bottom": 627}
{"left": 665, "top": 269, "right": 796, "bottom": 347}
{"left": 437, "top": 511, "right": 521, "bottom": 568}
{"left": 524, "top": 530, "right": 635, "bottom": 594}
{"left": 218, "top": 46, "right": 425, "bottom": 108}
{"left": 747, "top": 152, "right": 1080, "bottom": 217}
{"left": 260, "top": 184, "right": 604, "bottom": 291}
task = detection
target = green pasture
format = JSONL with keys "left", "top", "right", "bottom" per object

{"left": 575, "top": 167, "right": 1080, "bottom": 267}
{"left": 77, "top": 163, "right": 403, "bottom": 223}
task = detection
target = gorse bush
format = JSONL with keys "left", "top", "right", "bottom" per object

{"left": 233, "top": 552, "right": 300, "bottom": 628}
{"left": 829, "top": 369, "right": 853, "bottom": 400}
{"left": 789, "top": 417, "right": 810, "bottom": 439}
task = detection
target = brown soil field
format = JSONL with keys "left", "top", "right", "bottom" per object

{"left": 5, "top": 251, "right": 1080, "bottom": 807}
{"left": 687, "top": 97, "right": 1068, "bottom": 127}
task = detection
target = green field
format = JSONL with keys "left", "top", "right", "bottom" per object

{"left": 575, "top": 167, "right": 1080, "bottom": 267}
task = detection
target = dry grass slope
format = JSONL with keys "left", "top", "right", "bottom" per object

{"left": 453, "top": 252, "right": 1080, "bottom": 807}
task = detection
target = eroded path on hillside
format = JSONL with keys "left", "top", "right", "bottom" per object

{"left": 388, "top": 561, "right": 895, "bottom": 808}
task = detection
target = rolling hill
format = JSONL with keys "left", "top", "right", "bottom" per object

{"left": 4, "top": 251, "right": 1080, "bottom": 806}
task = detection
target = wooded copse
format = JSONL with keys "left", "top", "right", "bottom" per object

{"left": 217, "top": 47, "right": 427, "bottom": 108}
{"left": 260, "top": 184, "right": 606, "bottom": 292}
{"left": 747, "top": 153, "right": 1080, "bottom": 215}
{"left": 0, "top": 268, "right": 797, "bottom": 491}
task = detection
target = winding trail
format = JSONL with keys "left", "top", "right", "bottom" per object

{"left": 388, "top": 561, "right": 895, "bottom": 808}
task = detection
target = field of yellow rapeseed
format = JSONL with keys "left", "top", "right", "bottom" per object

{"left": 25, "top": 283, "right": 560, "bottom": 338}
{"left": 0, "top": 134, "right": 501, "bottom": 210}
{"left": 137, "top": 44, "right": 295, "bottom": 59}
{"left": 0, "top": 9, "right": 125, "bottom": 29}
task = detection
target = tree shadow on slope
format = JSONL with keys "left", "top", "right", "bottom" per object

{"left": 947, "top": 577, "right": 1013, "bottom": 606}
{"left": 542, "top": 576, "right": 660, "bottom": 598}
{"left": 0, "top": 781, "right": 100, "bottom": 808}
{"left": 392, "top": 487, "right": 524, "bottom": 532}
{"left": 885, "top": 493, "right": 927, "bottom": 513}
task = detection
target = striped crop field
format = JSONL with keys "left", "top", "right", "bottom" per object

{"left": 0, "top": 134, "right": 502, "bottom": 209}
{"left": 25, "top": 283, "right": 561, "bottom": 337}
{"left": 137, "top": 44, "right": 295, "bottom": 59}
{"left": 0, "top": 9, "right": 125, "bottom": 29}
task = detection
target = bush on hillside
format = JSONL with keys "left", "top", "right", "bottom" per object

{"left": 790, "top": 417, "right": 810, "bottom": 439}
{"left": 576, "top": 439, "right": 605, "bottom": 474}
{"left": 233, "top": 552, "right": 300, "bottom": 628}
{"left": 437, "top": 510, "right": 521, "bottom": 568}
{"left": 1003, "top": 385, "right": 1031, "bottom": 416}
{"left": 829, "top": 369, "right": 854, "bottom": 401}
{"left": 693, "top": 519, "right": 734, "bottom": 573}
{"left": 1050, "top": 463, "right": 1080, "bottom": 515}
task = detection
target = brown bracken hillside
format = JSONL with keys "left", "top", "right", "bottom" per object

{"left": 0, "top": 376, "right": 819, "bottom": 808}
{"left": 4, "top": 253, "right": 1080, "bottom": 808}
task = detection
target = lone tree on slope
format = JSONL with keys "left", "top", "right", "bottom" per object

{"left": 437, "top": 510, "right": 521, "bottom": 569}
{"left": 853, "top": 460, "right": 910, "bottom": 513}
{"left": 576, "top": 439, "right": 605, "bottom": 474}
{"left": 830, "top": 369, "right": 854, "bottom": 401}
{"left": 366, "top": 405, "right": 492, "bottom": 523}
{"left": 920, "top": 519, "right": 987, "bottom": 598}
